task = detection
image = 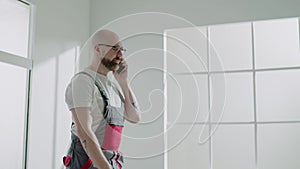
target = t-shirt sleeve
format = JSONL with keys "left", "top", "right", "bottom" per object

{"left": 65, "top": 74, "right": 94, "bottom": 109}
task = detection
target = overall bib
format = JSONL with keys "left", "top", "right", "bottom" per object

{"left": 63, "top": 72, "right": 125, "bottom": 169}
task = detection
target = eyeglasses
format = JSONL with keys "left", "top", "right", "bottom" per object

{"left": 98, "top": 44, "right": 127, "bottom": 53}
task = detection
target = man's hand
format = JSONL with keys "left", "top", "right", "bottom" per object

{"left": 113, "top": 59, "right": 128, "bottom": 86}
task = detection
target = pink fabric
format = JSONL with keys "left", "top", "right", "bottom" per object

{"left": 102, "top": 125, "right": 123, "bottom": 150}
{"left": 80, "top": 158, "right": 92, "bottom": 169}
{"left": 63, "top": 155, "right": 71, "bottom": 166}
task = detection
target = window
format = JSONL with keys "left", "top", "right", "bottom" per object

{"left": 165, "top": 17, "right": 300, "bottom": 169}
{"left": 0, "top": 0, "right": 33, "bottom": 168}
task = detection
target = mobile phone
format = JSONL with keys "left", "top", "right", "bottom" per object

{"left": 117, "top": 64, "right": 125, "bottom": 74}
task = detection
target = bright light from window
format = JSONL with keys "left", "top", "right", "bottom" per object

{"left": 0, "top": 0, "right": 30, "bottom": 58}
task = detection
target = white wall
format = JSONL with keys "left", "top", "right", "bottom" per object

{"left": 26, "top": 0, "right": 89, "bottom": 169}
{"left": 90, "top": 1, "right": 300, "bottom": 169}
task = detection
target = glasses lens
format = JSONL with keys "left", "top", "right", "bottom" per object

{"left": 120, "top": 48, "right": 125, "bottom": 53}
{"left": 111, "top": 46, "right": 119, "bottom": 51}
{"left": 113, "top": 46, "right": 126, "bottom": 53}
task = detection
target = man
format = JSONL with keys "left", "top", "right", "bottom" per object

{"left": 64, "top": 29, "right": 141, "bottom": 169}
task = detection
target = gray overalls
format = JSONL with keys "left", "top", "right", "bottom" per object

{"left": 63, "top": 72, "right": 125, "bottom": 169}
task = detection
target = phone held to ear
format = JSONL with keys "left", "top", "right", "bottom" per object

{"left": 117, "top": 64, "right": 125, "bottom": 74}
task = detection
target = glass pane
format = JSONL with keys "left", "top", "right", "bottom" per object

{"left": 168, "top": 124, "right": 210, "bottom": 169}
{"left": 0, "top": 62, "right": 27, "bottom": 169}
{"left": 167, "top": 74, "right": 209, "bottom": 123}
{"left": 0, "top": 0, "right": 30, "bottom": 57}
{"left": 256, "top": 70, "right": 300, "bottom": 121}
{"left": 258, "top": 124, "right": 300, "bottom": 169}
{"left": 212, "top": 125, "right": 256, "bottom": 169}
{"left": 254, "top": 18, "right": 300, "bottom": 69}
{"left": 209, "top": 22, "right": 253, "bottom": 71}
{"left": 210, "top": 72, "right": 254, "bottom": 122}
{"left": 166, "top": 27, "right": 208, "bottom": 73}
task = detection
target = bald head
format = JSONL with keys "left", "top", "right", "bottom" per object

{"left": 92, "top": 29, "right": 120, "bottom": 47}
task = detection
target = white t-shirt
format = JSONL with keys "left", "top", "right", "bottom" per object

{"left": 65, "top": 68, "right": 123, "bottom": 135}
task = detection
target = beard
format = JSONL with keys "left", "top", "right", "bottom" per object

{"left": 101, "top": 57, "right": 120, "bottom": 71}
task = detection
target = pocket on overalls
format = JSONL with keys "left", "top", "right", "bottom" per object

{"left": 63, "top": 136, "right": 93, "bottom": 169}
{"left": 63, "top": 155, "right": 71, "bottom": 167}
{"left": 63, "top": 142, "right": 74, "bottom": 168}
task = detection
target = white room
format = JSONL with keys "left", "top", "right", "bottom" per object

{"left": 1, "top": 0, "right": 300, "bottom": 169}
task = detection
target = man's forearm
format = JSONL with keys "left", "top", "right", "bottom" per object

{"left": 120, "top": 83, "right": 141, "bottom": 123}
{"left": 77, "top": 129, "right": 112, "bottom": 169}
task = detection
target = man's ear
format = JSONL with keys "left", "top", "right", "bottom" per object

{"left": 94, "top": 45, "right": 101, "bottom": 53}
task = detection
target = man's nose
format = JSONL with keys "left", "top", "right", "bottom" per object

{"left": 117, "top": 50, "right": 123, "bottom": 57}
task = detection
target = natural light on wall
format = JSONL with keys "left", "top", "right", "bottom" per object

{"left": 0, "top": 0, "right": 31, "bottom": 169}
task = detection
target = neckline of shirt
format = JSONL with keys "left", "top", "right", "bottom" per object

{"left": 84, "top": 68, "right": 113, "bottom": 86}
